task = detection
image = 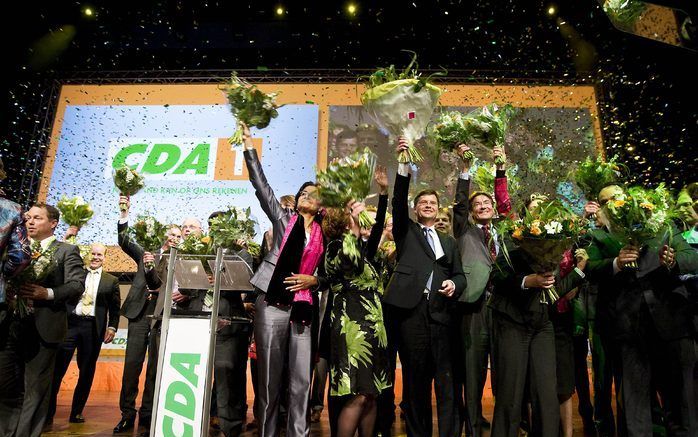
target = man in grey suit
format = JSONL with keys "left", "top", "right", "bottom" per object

{"left": 0, "top": 203, "right": 85, "bottom": 437}
{"left": 452, "top": 145, "right": 512, "bottom": 437}
{"left": 47, "top": 242, "right": 121, "bottom": 425}
{"left": 113, "top": 197, "right": 180, "bottom": 434}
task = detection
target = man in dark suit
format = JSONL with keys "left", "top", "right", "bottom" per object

{"left": 0, "top": 203, "right": 85, "bottom": 437}
{"left": 46, "top": 242, "right": 121, "bottom": 424}
{"left": 383, "top": 138, "right": 467, "bottom": 437}
{"left": 113, "top": 196, "right": 181, "bottom": 434}
{"left": 588, "top": 185, "right": 698, "bottom": 437}
{"left": 452, "top": 145, "right": 511, "bottom": 437}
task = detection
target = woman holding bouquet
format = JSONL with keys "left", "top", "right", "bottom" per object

{"left": 322, "top": 195, "right": 390, "bottom": 437}
{"left": 240, "top": 123, "right": 327, "bottom": 437}
{"left": 489, "top": 198, "right": 588, "bottom": 437}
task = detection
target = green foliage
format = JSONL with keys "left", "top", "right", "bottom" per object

{"left": 574, "top": 154, "right": 625, "bottom": 201}
{"left": 208, "top": 206, "right": 257, "bottom": 251}
{"left": 362, "top": 50, "right": 446, "bottom": 92}
{"left": 130, "top": 215, "right": 168, "bottom": 252}
{"left": 223, "top": 72, "right": 281, "bottom": 144}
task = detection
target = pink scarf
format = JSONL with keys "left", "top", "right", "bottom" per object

{"left": 278, "top": 213, "right": 324, "bottom": 305}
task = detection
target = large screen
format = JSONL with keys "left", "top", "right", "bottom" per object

{"left": 40, "top": 83, "right": 603, "bottom": 272}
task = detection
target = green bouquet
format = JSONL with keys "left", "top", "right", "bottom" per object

{"left": 56, "top": 196, "right": 94, "bottom": 244}
{"left": 113, "top": 166, "right": 145, "bottom": 211}
{"left": 223, "top": 72, "right": 281, "bottom": 145}
{"left": 574, "top": 154, "right": 625, "bottom": 202}
{"left": 428, "top": 111, "right": 476, "bottom": 160}
{"left": 463, "top": 103, "right": 517, "bottom": 166}
{"left": 317, "top": 147, "right": 378, "bottom": 228}
{"left": 602, "top": 184, "right": 674, "bottom": 269}
{"left": 209, "top": 206, "right": 257, "bottom": 252}
{"left": 178, "top": 233, "right": 213, "bottom": 256}
{"left": 129, "top": 215, "right": 167, "bottom": 267}
{"left": 472, "top": 163, "right": 521, "bottom": 197}
{"left": 360, "top": 51, "right": 444, "bottom": 163}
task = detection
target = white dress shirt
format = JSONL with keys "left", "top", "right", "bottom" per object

{"left": 75, "top": 267, "right": 102, "bottom": 317}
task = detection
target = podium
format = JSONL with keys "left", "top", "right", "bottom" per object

{"left": 150, "top": 247, "right": 253, "bottom": 437}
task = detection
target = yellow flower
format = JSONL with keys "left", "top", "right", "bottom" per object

{"left": 201, "top": 236, "right": 211, "bottom": 244}
{"left": 639, "top": 202, "right": 654, "bottom": 210}
{"left": 530, "top": 225, "right": 542, "bottom": 236}
{"left": 32, "top": 251, "right": 42, "bottom": 260}
{"left": 613, "top": 199, "right": 626, "bottom": 208}
{"left": 512, "top": 227, "right": 524, "bottom": 240}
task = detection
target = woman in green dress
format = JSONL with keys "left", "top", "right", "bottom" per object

{"left": 322, "top": 190, "right": 391, "bottom": 437}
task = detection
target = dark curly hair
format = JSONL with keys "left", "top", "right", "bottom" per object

{"left": 321, "top": 207, "right": 350, "bottom": 241}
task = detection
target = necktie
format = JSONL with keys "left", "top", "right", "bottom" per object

{"left": 81, "top": 270, "right": 98, "bottom": 315}
{"left": 483, "top": 224, "right": 497, "bottom": 261}
{"left": 423, "top": 228, "right": 435, "bottom": 292}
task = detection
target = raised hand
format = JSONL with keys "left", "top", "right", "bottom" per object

{"left": 524, "top": 272, "right": 555, "bottom": 289}
{"left": 395, "top": 137, "right": 409, "bottom": 156}
{"left": 493, "top": 146, "right": 507, "bottom": 170}
{"left": 374, "top": 165, "right": 389, "bottom": 194}
{"left": 659, "top": 245, "right": 676, "bottom": 269}
{"left": 241, "top": 121, "right": 254, "bottom": 151}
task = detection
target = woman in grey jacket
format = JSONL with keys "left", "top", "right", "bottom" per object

{"left": 240, "top": 123, "right": 327, "bottom": 437}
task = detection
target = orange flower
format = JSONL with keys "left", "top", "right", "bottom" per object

{"left": 613, "top": 199, "right": 626, "bottom": 208}
{"left": 31, "top": 251, "right": 42, "bottom": 260}
{"left": 530, "top": 225, "right": 542, "bottom": 236}
{"left": 639, "top": 202, "right": 654, "bottom": 210}
{"left": 201, "top": 236, "right": 211, "bottom": 244}
{"left": 512, "top": 227, "right": 524, "bottom": 240}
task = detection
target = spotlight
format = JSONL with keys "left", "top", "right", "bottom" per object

{"left": 82, "top": 6, "right": 94, "bottom": 17}
{"left": 547, "top": 4, "right": 557, "bottom": 17}
{"left": 347, "top": 3, "right": 357, "bottom": 15}
{"left": 276, "top": 6, "right": 284, "bottom": 16}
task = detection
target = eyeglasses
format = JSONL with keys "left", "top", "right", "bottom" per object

{"left": 299, "top": 190, "right": 319, "bottom": 200}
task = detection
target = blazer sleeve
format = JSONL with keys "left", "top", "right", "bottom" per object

{"left": 366, "top": 193, "right": 388, "bottom": 261}
{"left": 243, "top": 148, "right": 285, "bottom": 222}
{"left": 453, "top": 177, "right": 471, "bottom": 239}
{"left": 392, "top": 172, "right": 410, "bottom": 241}
{"left": 585, "top": 236, "right": 616, "bottom": 284}
{"left": 107, "top": 276, "right": 121, "bottom": 330}
{"left": 117, "top": 221, "right": 145, "bottom": 264}
{"left": 449, "top": 241, "right": 467, "bottom": 298}
{"left": 556, "top": 268, "right": 586, "bottom": 296}
{"left": 494, "top": 170, "right": 513, "bottom": 217}
{"left": 2, "top": 209, "right": 31, "bottom": 279}
{"left": 52, "top": 245, "right": 87, "bottom": 304}
{"left": 145, "top": 264, "right": 163, "bottom": 291}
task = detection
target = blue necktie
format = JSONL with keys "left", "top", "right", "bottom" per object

{"left": 423, "top": 228, "right": 435, "bottom": 292}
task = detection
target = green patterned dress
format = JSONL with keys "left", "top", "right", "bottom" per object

{"left": 325, "top": 233, "right": 392, "bottom": 397}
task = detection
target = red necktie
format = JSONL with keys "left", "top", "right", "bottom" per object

{"left": 483, "top": 224, "right": 497, "bottom": 261}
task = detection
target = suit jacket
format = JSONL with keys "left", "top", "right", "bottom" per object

{"left": 587, "top": 228, "right": 698, "bottom": 341}
{"left": 383, "top": 172, "right": 467, "bottom": 326}
{"left": 217, "top": 249, "right": 254, "bottom": 336}
{"left": 33, "top": 240, "right": 87, "bottom": 343}
{"left": 489, "top": 244, "right": 585, "bottom": 326}
{"left": 67, "top": 271, "right": 121, "bottom": 341}
{"left": 453, "top": 177, "right": 501, "bottom": 304}
{"left": 118, "top": 221, "right": 163, "bottom": 320}
{"left": 243, "top": 148, "right": 328, "bottom": 293}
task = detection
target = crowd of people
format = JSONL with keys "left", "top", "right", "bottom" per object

{"left": 0, "top": 127, "right": 697, "bottom": 437}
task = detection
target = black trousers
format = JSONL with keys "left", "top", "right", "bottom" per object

{"left": 619, "top": 307, "right": 696, "bottom": 437}
{"left": 490, "top": 312, "right": 558, "bottom": 437}
{"left": 394, "top": 297, "right": 460, "bottom": 437}
{"left": 214, "top": 331, "right": 250, "bottom": 437}
{"left": 48, "top": 315, "right": 102, "bottom": 419}
{"left": 118, "top": 298, "right": 158, "bottom": 424}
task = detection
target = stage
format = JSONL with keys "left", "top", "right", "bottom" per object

{"left": 44, "top": 358, "right": 595, "bottom": 436}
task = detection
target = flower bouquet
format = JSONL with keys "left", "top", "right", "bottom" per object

{"left": 223, "top": 72, "right": 281, "bottom": 145}
{"left": 472, "top": 163, "right": 521, "bottom": 197}
{"left": 56, "top": 196, "right": 94, "bottom": 244}
{"left": 360, "top": 51, "right": 444, "bottom": 163}
{"left": 602, "top": 184, "right": 674, "bottom": 269}
{"left": 178, "top": 233, "right": 213, "bottom": 256}
{"left": 317, "top": 147, "right": 378, "bottom": 228}
{"left": 428, "top": 111, "right": 476, "bottom": 161}
{"left": 113, "top": 166, "right": 145, "bottom": 212}
{"left": 129, "top": 215, "right": 168, "bottom": 268}
{"left": 8, "top": 240, "right": 60, "bottom": 318}
{"left": 209, "top": 206, "right": 257, "bottom": 252}
{"left": 462, "top": 103, "right": 517, "bottom": 166}
{"left": 499, "top": 199, "right": 588, "bottom": 302}
{"left": 603, "top": 0, "right": 647, "bottom": 30}
{"left": 574, "top": 154, "right": 625, "bottom": 202}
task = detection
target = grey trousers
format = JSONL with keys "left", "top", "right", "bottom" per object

{"left": 464, "top": 303, "right": 493, "bottom": 437}
{"left": 254, "top": 294, "right": 313, "bottom": 437}
{"left": 0, "top": 318, "right": 58, "bottom": 437}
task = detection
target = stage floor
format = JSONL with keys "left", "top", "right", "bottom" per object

{"left": 43, "top": 360, "right": 593, "bottom": 436}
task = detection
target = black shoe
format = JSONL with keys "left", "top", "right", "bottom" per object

{"left": 138, "top": 429, "right": 151, "bottom": 437}
{"left": 69, "top": 414, "right": 86, "bottom": 423}
{"left": 113, "top": 418, "right": 135, "bottom": 434}
{"left": 480, "top": 416, "right": 491, "bottom": 429}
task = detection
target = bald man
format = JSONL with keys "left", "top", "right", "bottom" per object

{"left": 47, "top": 243, "right": 121, "bottom": 425}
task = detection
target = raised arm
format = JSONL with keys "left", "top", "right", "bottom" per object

{"left": 453, "top": 144, "right": 473, "bottom": 238}
{"left": 366, "top": 165, "right": 389, "bottom": 261}
{"left": 241, "top": 123, "right": 285, "bottom": 222}
{"left": 493, "top": 146, "right": 512, "bottom": 216}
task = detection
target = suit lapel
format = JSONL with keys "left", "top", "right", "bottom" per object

{"left": 413, "top": 222, "right": 436, "bottom": 259}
